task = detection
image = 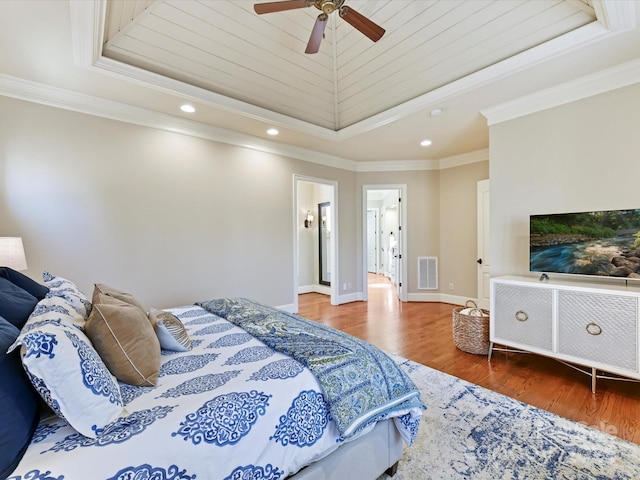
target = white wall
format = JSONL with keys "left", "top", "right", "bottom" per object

{"left": 439, "top": 161, "right": 490, "bottom": 298}
{"left": 0, "top": 96, "right": 358, "bottom": 309}
{"left": 1, "top": 96, "right": 488, "bottom": 308}
{"left": 489, "top": 83, "right": 640, "bottom": 279}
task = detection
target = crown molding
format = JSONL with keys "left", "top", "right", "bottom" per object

{"left": 0, "top": 73, "right": 489, "bottom": 173}
{"left": 70, "top": 0, "right": 340, "bottom": 142}
{"left": 71, "top": 1, "right": 621, "bottom": 145}
{"left": 0, "top": 74, "right": 358, "bottom": 172}
{"left": 69, "top": 0, "right": 103, "bottom": 67}
{"left": 93, "top": 56, "right": 341, "bottom": 142}
{"left": 356, "top": 159, "right": 440, "bottom": 172}
{"left": 337, "top": 21, "right": 617, "bottom": 140}
{"left": 481, "top": 57, "right": 640, "bottom": 126}
{"left": 592, "top": 0, "right": 637, "bottom": 32}
{"left": 352, "top": 148, "right": 490, "bottom": 172}
{"left": 438, "top": 149, "right": 490, "bottom": 170}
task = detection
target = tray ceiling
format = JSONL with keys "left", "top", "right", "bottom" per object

{"left": 102, "top": 0, "right": 596, "bottom": 132}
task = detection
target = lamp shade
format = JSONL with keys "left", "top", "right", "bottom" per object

{"left": 0, "top": 237, "right": 28, "bottom": 271}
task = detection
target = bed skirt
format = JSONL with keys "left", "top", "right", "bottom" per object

{"left": 291, "top": 418, "right": 403, "bottom": 479}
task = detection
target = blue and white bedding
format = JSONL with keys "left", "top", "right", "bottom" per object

{"left": 9, "top": 303, "right": 424, "bottom": 480}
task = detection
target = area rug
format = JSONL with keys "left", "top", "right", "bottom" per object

{"left": 381, "top": 356, "right": 640, "bottom": 479}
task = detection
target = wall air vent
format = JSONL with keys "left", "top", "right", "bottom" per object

{"left": 418, "top": 256, "right": 438, "bottom": 290}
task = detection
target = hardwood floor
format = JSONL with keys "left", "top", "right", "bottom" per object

{"left": 298, "top": 274, "right": 640, "bottom": 445}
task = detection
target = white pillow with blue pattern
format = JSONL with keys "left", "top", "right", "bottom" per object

{"left": 43, "top": 271, "right": 92, "bottom": 320}
{"left": 9, "top": 295, "right": 124, "bottom": 438}
{"left": 28, "top": 294, "right": 86, "bottom": 328}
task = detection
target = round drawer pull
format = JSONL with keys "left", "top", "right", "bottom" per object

{"left": 515, "top": 310, "right": 528, "bottom": 322}
{"left": 586, "top": 322, "right": 602, "bottom": 336}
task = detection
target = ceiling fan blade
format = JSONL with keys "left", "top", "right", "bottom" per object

{"left": 339, "top": 6, "right": 385, "bottom": 42}
{"left": 254, "top": 0, "right": 310, "bottom": 15}
{"left": 305, "top": 13, "right": 328, "bottom": 54}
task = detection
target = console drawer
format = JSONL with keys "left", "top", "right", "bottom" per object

{"left": 557, "top": 290, "right": 638, "bottom": 372}
{"left": 492, "top": 282, "right": 553, "bottom": 352}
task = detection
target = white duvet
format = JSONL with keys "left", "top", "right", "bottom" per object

{"left": 10, "top": 305, "right": 397, "bottom": 480}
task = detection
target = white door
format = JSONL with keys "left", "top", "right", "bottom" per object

{"left": 395, "top": 193, "right": 403, "bottom": 301}
{"left": 477, "top": 179, "right": 490, "bottom": 309}
{"left": 366, "top": 210, "right": 377, "bottom": 273}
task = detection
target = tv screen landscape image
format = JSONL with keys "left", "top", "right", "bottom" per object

{"left": 530, "top": 208, "right": 640, "bottom": 279}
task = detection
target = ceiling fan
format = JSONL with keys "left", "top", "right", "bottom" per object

{"left": 253, "top": 0, "right": 385, "bottom": 54}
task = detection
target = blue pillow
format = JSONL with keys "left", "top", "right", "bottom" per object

{"left": 0, "top": 267, "right": 49, "bottom": 300}
{"left": 0, "top": 316, "right": 40, "bottom": 479}
{"left": 0, "top": 278, "right": 38, "bottom": 328}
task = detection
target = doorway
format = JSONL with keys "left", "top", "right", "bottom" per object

{"left": 362, "top": 185, "right": 407, "bottom": 302}
{"left": 293, "top": 176, "right": 338, "bottom": 313}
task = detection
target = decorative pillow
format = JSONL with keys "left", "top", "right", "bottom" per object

{"left": 0, "top": 316, "right": 41, "bottom": 479}
{"left": 93, "top": 292, "right": 125, "bottom": 306}
{"left": 85, "top": 298, "right": 160, "bottom": 386}
{"left": 0, "top": 278, "right": 38, "bottom": 328}
{"left": 149, "top": 308, "right": 192, "bottom": 352}
{"left": 92, "top": 284, "right": 146, "bottom": 313}
{"left": 43, "top": 272, "right": 91, "bottom": 320}
{"left": 29, "top": 294, "right": 86, "bottom": 329}
{"left": 0, "top": 267, "right": 49, "bottom": 300}
{"left": 9, "top": 311, "right": 124, "bottom": 439}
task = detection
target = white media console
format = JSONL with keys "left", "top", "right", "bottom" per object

{"left": 490, "top": 275, "right": 640, "bottom": 392}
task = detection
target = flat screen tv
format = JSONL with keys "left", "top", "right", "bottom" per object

{"left": 529, "top": 208, "right": 640, "bottom": 280}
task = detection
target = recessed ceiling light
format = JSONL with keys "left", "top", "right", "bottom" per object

{"left": 420, "top": 139, "right": 432, "bottom": 147}
{"left": 430, "top": 108, "right": 443, "bottom": 117}
{"left": 180, "top": 104, "right": 195, "bottom": 113}
{"left": 267, "top": 128, "right": 279, "bottom": 136}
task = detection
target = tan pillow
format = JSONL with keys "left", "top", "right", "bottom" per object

{"left": 93, "top": 292, "right": 124, "bottom": 306}
{"left": 85, "top": 298, "right": 160, "bottom": 386}
{"left": 92, "top": 284, "right": 146, "bottom": 313}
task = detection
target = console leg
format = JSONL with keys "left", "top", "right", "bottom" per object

{"left": 385, "top": 461, "right": 399, "bottom": 477}
{"left": 488, "top": 342, "right": 494, "bottom": 362}
{"left": 591, "top": 367, "right": 596, "bottom": 393}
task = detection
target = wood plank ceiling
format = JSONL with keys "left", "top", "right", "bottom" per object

{"left": 103, "top": 0, "right": 596, "bottom": 132}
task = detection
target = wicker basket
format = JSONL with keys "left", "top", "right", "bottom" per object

{"left": 452, "top": 300, "right": 490, "bottom": 355}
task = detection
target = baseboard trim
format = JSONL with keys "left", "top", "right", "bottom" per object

{"left": 284, "top": 292, "right": 472, "bottom": 312}
{"left": 407, "top": 292, "right": 441, "bottom": 302}
{"left": 338, "top": 292, "right": 364, "bottom": 304}
{"left": 438, "top": 293, "right": 473, "bottom": 306}
{"left": 298, "top": 285, "right": 331, "bottom": 295}
{"left": 276, "top": 302, "right": 295, "bottom": 313}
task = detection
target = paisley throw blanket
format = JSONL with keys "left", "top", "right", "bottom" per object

{"left": 197, "top": 297, "right": 425, "bottom": 439}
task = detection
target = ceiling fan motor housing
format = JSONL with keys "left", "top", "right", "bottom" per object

{"left": 314, "top": 0, "right": 345, "bottom": 14}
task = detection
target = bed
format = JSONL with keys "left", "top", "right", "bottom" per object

{"left": 1, "top": 271, "right": 424, "bottom": 480}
